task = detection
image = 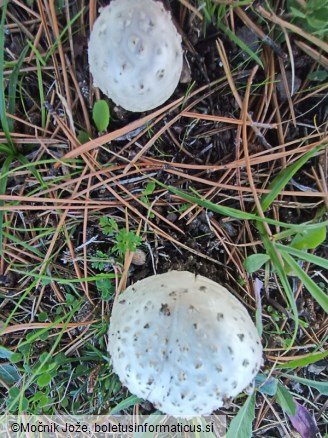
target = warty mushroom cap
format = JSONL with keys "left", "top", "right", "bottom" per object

{"left": 88, "top": 0, "right": 183, "bottom": 112}
{"left": 107, "top": 271, "right": 263, "bottom": 417}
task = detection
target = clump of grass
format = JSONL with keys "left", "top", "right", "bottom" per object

{"left": 287, "top": 0, "right": 328, "bottom": 41}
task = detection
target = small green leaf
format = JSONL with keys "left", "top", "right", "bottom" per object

{"left": 99, "top": 216, "right": 118, "bottom": 236}
{"left": 39, "top": 352, "right": 49, "bottom": 363}
{"left": 282, "top": 374, "right": 328, "bottom": 395}
{"left": 37, "top": 372, "right": 52, "bottom": 388}
{"left": 93, "top": 99, "right": 110, "bottom": 132}
{"left": 91, "top": 250, "right": 111, "bottom": 270}
{"left": 110, "top": 395, "right": 143, "bottom": 415}
{"left": 33, "top": 391, "right": 46, "bottom": 402}
{"left": 72, "top": 401, "right": 81, "bottom": 411}
{"left": 307, "top": 16, "right": 327, "bottom": 29}
{"left": 142, "top": 182, "right": 156, "bottom": 196}
{"left": 61, "top": 397, "right": 69, "bottom": 408}
{"left": 76, "top": 364, "right": 89, "bottom": 375}
{"left": 10, "top": 353, "right": 23, "bottom": 364}
{"left": 40, "top": 277, "right": 52, "bottom": 286}
{"left": 256, "top": 374, "right": 278, "bottom": 396}
{"left": 307, "top": 70, "right": 328, "bottom": 81}
{"left": 96, "top": 278, "right": 114, "bottom": 301}
{"left": 276, "top": 349, "right": 328, "bottom": 369}
{"left": 38, "top": 311, "right": 48, "bottom": 322}
{"left": 37, "top": 395, "right": 50, "bottom": 408}
{"left": 276, "top": 382, "right": 297, "bottom": 416}
{"left": 113, "top": 229, "right": 142, "bottom": 256}
{"left": 280, "top": 251, "right": 328, "bottom": 313}
{"left": 78, "top": 130, "right": 91, "bottom": 144}
{"left": 290, "top": 226, "right": 326, "bottom": 250}
{"left": 308, "top": 0, "right": 328, "bottom": 9}
{"left": 0, "top": 346, "right": 14, "bottom": 360}
{"left": 18, "top": 343, "right": 30, "bottom": 354}
{"left": 227, "top": 393, "right": 256, "bottom": 438}
{"left": 0, "top": 364, "right": 20, "bottom": 386}
{"left": 55, "top": 0, "right": 65, "bottom": 13}
{"left": 290, "top": 6, "right": 306, "bottom": 18}
{"left": 243, "top": 254, "right": 270, "bottom": 273}
{"left": 39, "top": 331, "right": 49, "bottom": 341}
{"left": 20, "top": 397, "right": 29, "bottom": 411}
{"left": 8, "top": 387, "right": 20, "bottom": 398}
{"left": 66, "top": 293, "right": 75, "bottom": 303}
{"left": 55, "top": 353, "right": 67, "bottom": 364}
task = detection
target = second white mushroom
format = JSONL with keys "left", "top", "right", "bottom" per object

{"left": 88, "top": 0, "right": 183, "bottom": 112}
{"left": 108, "top": 271, "right": 263, "bottom": 417}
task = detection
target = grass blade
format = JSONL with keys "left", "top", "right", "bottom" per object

{"left": 45, "top": 7, "right": 85, "bottom": 62}
{"left": 110, "top": 395, "right": 143, "bottom": 415}
{"left": 0, "top": 0, "right": 14, "bottom": 147}
{"left": 276, "top": 382, "right": 297, "bottom": 416}
{"left": 154, "top": 180, "right": 328, "bottom": 231}
{"left": 275, "top": 243, "right": 328, "bottom": 270}
{"left": 276, "top": 349, "right": 328, "bottom": 369}
{"left": 226, "top": 393, "right": 256, "bottom": 438}
{"left": 217, "top": 21, "right": 263, "bottom": 69}
{"left": 7, "top": 45, "right": 29, "bottom": 132}
{"left": 280, "top": 251, "right": 328, "bottom": 313}
{"left": 260, "top": 231, "right": 299, "bottom": 346}
{"left": 36, "top": 58, "right": 46, "bottom": 128}
{"left": 0, "top": 155, "right": 13, "bottom": 256}
{"left": 16, "top": 153, "right": 46, "bottom": 188}
{"left": 7, "top": 302, "right": 82, "bottom": 412}
{"left": 260, "top": 144, "right": 325, "bottom": 212}
{"left": 281, "top": 374, "right": 328, "bottom": 395}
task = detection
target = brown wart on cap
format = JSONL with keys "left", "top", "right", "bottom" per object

{"left": 88, "top": 0, "right": 183, "bottom": 112}
{"left": 107, "top": 271, "right": 263, "bottom": 417}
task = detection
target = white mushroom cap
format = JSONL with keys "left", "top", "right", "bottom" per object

{"left": 88, "top": 0, "right": 183, "bottom": 112}
{"left": 108, "top": 271, "right": 263, "bottom": 417}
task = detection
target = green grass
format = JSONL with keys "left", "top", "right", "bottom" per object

{"left": 287, "top": 0, "right": 328, "bottom": 41}
{"left": 0, "top": 212, "right": 142, "bottom": 414}
{"left": 4, "top": 316, "right": 111, "bottom": 414}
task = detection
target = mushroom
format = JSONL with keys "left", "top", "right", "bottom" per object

{"left": 107, "top": 271, "right": 263, "bottom": 417}
{"left": 88, "top": 0, "right": 183, "bottom": 112}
